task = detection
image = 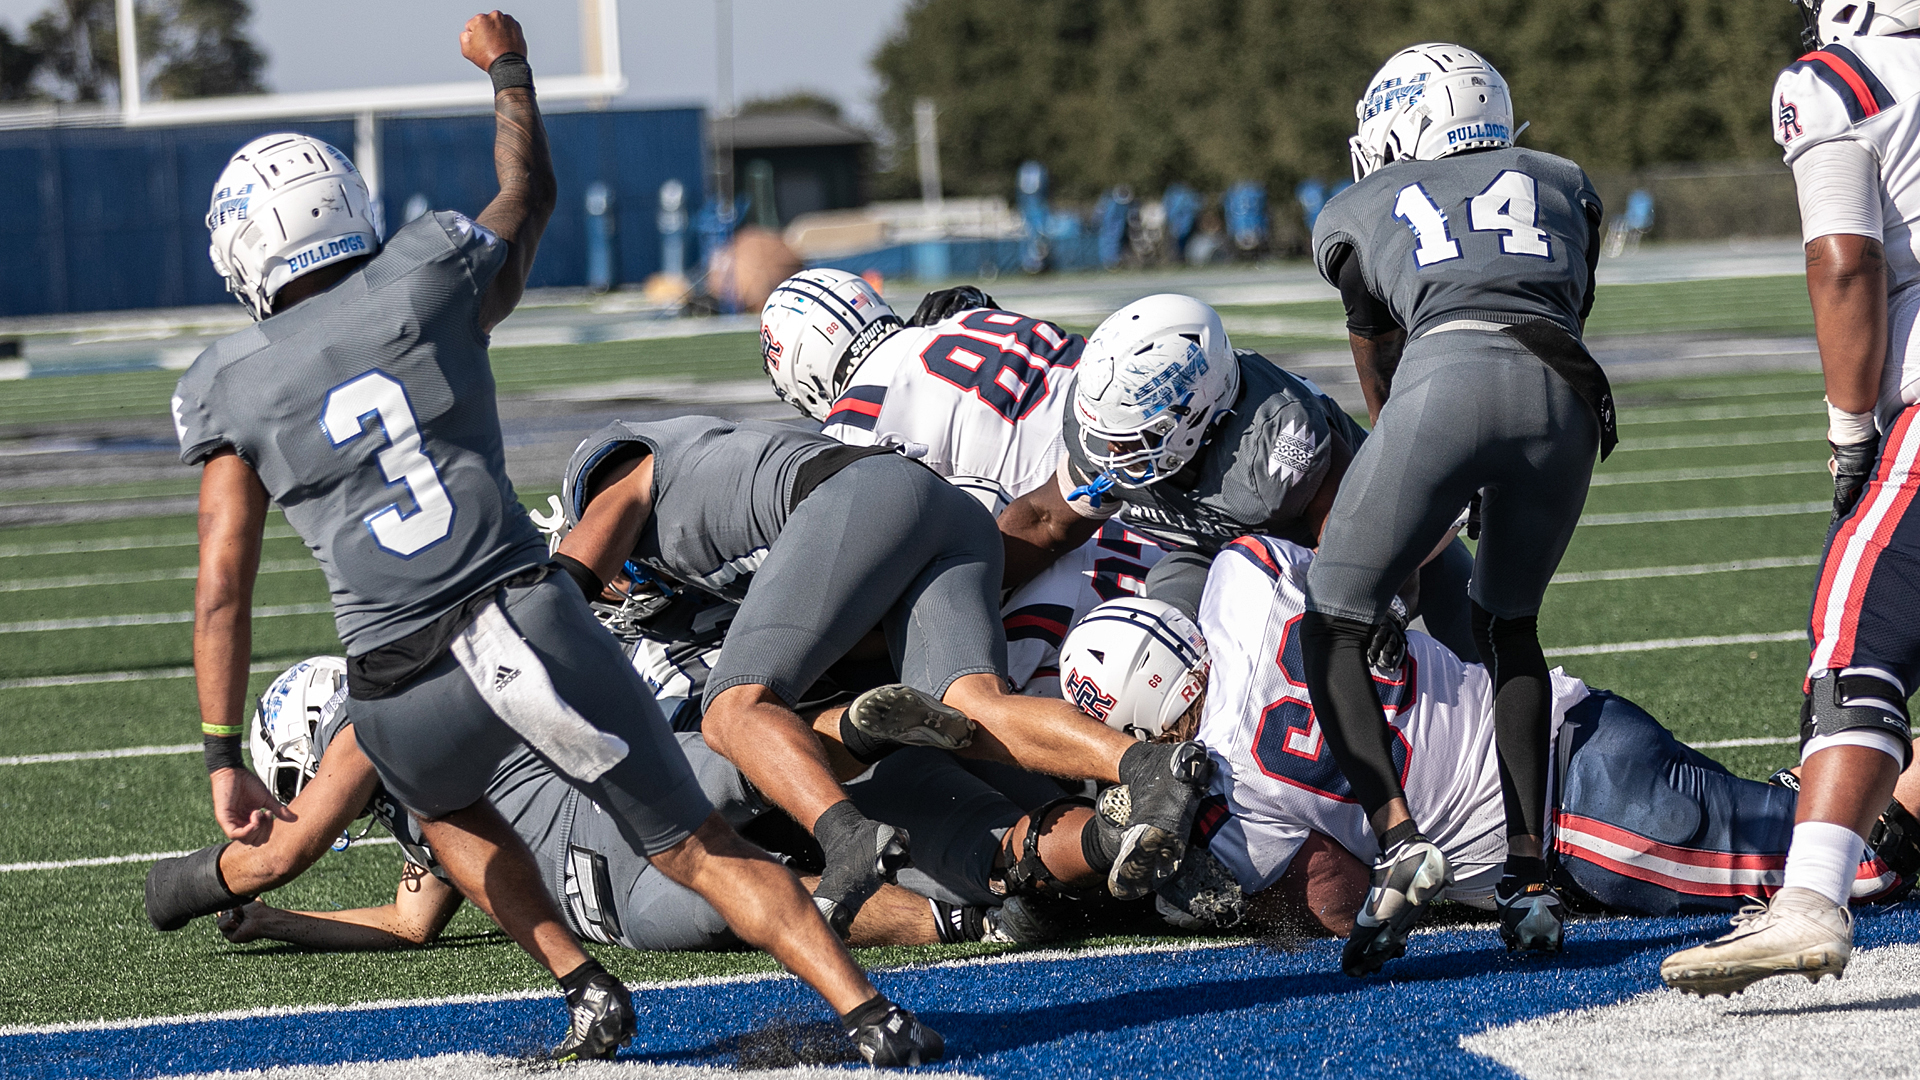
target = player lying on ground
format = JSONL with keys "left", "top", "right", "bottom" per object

{"left": 1304, "top": 42, "right": 1612, "bottom": 970}
{"left": 550, "top": 417, "right": 1214, "bottom": 930}
{"left": 995, "top": 293, "right": 1479, "bottom": 660}
{"left": 153, "top": 658, "right": 1052, "bottom": 952}
{"left": 156, "top": 11, "right": 938, "bottom": 1064}
{"left": 1663, "top": 0, "right": 1920, "bottom": 997}
{"left": 1050, "top": 539, "right": 1920, "bottom": 951}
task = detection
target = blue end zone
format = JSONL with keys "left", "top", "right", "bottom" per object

{"left": 11, "top": 905, "right": 1918, "bottom": 1080}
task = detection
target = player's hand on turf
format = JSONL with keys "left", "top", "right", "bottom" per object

{"left": 211, "top": 766, "right": 290, "bottom": 843}
{"left": 908, "top": 285, "right": 997, "bottom": 327}
{"left": 1830, "top": 435, "right": 1880, "bottom": 525}
{"left": 461, "top": 10, "right": 529, "bottom": 71}
{"left": 216, "top": 902, "right": 271, "bottom": 943}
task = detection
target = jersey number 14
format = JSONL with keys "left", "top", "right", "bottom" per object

{"left": 1393, "top": 170, "right": 1552, "bottom": 267}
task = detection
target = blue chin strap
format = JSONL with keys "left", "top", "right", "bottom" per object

{"left": 621, "top": 559, "right": 674, "bottom": 598}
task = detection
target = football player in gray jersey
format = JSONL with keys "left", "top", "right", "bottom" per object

{"left": 154, "top": 13, "right": 938, "bottom": 1066}
{"left": 995, "top": 293, "right": 1479, "bottom": 660}
{"left": 1303, "top": 43, "right": 1612, "bottom": 974}
{"left": 555, "top": 417, "right": 1217, "bottom": 930}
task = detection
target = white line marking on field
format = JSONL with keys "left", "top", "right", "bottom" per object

{"left": 0, "top": 743, "right": 197, "bottom": 765}
{"left": 0, "top": 937, "right": 1246, "bottom": 1036}
{"left": 1625, "top": 399, "right": 1823, "bottom": 425}
{"left": 1553, "top": 556, "right": 1820, "bottom": 583}
{"left": 0, "top": 837, "right": 396, "bottom": 874}
{"left": 1544, "top": 630, "right": 1803, "bottom": 657}
{"left": 0, "top": 559, "right": 314, "bottom": 593}
{"left": 0, "top": 659, "right": 284, "bottom": 691}
{"left": 1589, "top": 461, "right": 1826, "bottom": 486}
{"left": 145, "top": 1058, "right": 987, "bottom": 1080}
{"left": 0, "top": 526, "right": 299, "bottom": 559}
{"left": 0, "top": 602, "right": 330, "bottom": 634}
{"left": 1581, "top": 501, "right": 1828, "bottom": 526}
{"left": 1611, "top": 426, "right": 1824, "bottom": 452}
{"left": 1688, "top": 735, "right": 1798, "bottom": 749}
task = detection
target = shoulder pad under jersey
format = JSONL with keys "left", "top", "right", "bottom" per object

{"left": 1775, "top": 45, "right": 1897, "bottom": 162}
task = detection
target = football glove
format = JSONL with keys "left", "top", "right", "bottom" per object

{"left": 1831, "top": 436, "right": 1881, "bottom": 526}
{"left": 1367, "top": 603, "right": 1409, "bottom": 674}
{"left": 908, "top": 285, "right": 997, "bottom": 327}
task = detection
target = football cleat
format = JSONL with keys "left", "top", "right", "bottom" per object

{"left": 1660, "top": 886, "right": 1852, "bottom": 997}
{"left": 845, "top": 1000, "right": 945, "bottom": 1067}
{"left": 982, "top": 895, "right": 1061, "bottom": 945}
{"left": 551, "top": 971, "right": 636, "bottom": 1061}
{"left": 812, "top": 803, "right": 912, "bottom": 938}
{"left": 1341, "top": 835, "right": 1451, "bottom": 977}
{"left": 1109, "top": 741, "right": 1213, "bottom": 900}
{"left": 1496, "top": 877, "right": 1567, "bottom": 955}
{"left": 842, "top": 683, "right": 975, "bottom": 752}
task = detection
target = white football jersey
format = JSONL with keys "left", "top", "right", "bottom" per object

{"left": 1194, "top": 536, "right": 1588, "bottom": 904}
{"left": 1002, "top": 520, "right": 1167, "bottom": 696}
{"left": 821, "top": 307, "right": 1084, "bottom": 507}
{"left": 1774, "top": 37, "right": 1920, "bottom": 419}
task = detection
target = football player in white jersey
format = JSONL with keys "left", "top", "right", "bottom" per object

{"left": 1057, "top": 545, "right": 1920, "bottom": 952}
{"left": 1665, "top": 0, "right": 1920, "bottom": 996}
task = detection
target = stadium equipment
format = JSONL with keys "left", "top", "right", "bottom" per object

{"left": 206, "top": 135, "right": 383, "bottom": 320}
{"left": 843, "top": 996, "right": 945, "bottom": 1067}
{"left": 551, "top": 969, "right": 636, "bottom": 1061}
{"left": 1495, "top": 878, "right": 1567, "bottom": 955}
{"left": 1342, "top": 833, "right": 1452, "bottom": 977}
{"left": 841, "top": 683, "right": 977, "bottom": 752}
{"left": 1058, "top": 598, "right": 1211, "bottom": 741}
{"left": 248, "top": 656, "right": 348, "bottom": 804}
{"left": 1797, "top": 0, "right": 1920, "bottom": 49}
{"left": 760, "top": 269, "right": 903, "bottom": 421}
{"left": 1110, "top": 740, "right": 1214, "bottom": 900}
{"left": 1348, "top": 44, "right": 1515, "bottom": 182}
{"left": 1072, "top": 294, "right": 1240, "bottom": 490}
{"left": 1659, "top": 886, "right": 1853, "bottom": 996}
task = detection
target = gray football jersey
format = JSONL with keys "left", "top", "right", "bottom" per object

{"left": 171, "top": 211, "right": 548, "bottom": 654}
{"left": 1064, "top": 351, "right": 1370, "bottom": 552}
{"left": 1311, "top": 147, "right": 1601, "bottom": 339}
{"left": 561, "top": 416, "right": 838, "bottom": 602}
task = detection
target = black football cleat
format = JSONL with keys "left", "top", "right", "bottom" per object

{"left": 1496, "top": 877, "right": 1567, "bottom": 955}
{"left": 1341, "top": 834, "right": 1450, "bottom": 977}
{"left": 552, "top": 970, "right": 635, "bottom": 1062}
{"left": 845, "top": 998, "right": 945, "bottom": 1067}
{"left": 1110, "top": 741, "right": 1213, "bottom": 900}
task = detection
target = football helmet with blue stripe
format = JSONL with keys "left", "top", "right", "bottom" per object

{"left": 1059, "top": 597, "right": 1210, "bottom": 741}
{"left": 761, "top": 269, "right": 901, "bottom": 421}
{"left": 1349, "top": 43, "right": 1515, "bottom": 182}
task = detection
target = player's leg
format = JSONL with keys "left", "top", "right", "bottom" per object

{"left": 1414, "top": 537, "right": 1480, "bottom": 662}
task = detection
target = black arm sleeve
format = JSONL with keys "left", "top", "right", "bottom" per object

{"left": 1579, "top": 203, "right": 1602, "bottom": 322}
{"left": 1328, "top": 242, "right": 1400, "bottom": 339}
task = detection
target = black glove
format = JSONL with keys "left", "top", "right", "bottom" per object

{"left": 908, "top": 285, "right": 997, "bottom": 327}
{"left": 1831, "top": 436, "right": 1881, "bottom": 526}
{"left": 1367, "top": 605, "right": 1409, "bottom": 674}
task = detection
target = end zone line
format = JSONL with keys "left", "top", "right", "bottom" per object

{"left": 0, "top": 659, "right": 286, "bottom": 691}
{"left": 0, "top": 743, "right": 197, "bottom": 765}
{"left": 0, "top": 837, "right": 396, "bottom": 874}
{"left": 1545, "top": 630, "right": 1803, "bottom": 657}
{"left": 0, "top": 559, "right": 316, "bottom": 593}
{"left": 0, "top": 526, "right": 299, "bottom": 560}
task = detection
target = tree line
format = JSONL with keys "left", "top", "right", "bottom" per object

{"left": 0, "top": 0, "right": 264, "bottom": 104}
{"left": 871, "top": 0, "right": 1804, "bottom": 201}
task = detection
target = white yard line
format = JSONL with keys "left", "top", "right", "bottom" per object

{"left": 0, "top": 526, "right": 299, "bottom": 559}
{"left": 1624, "top": 400, "right": 1823, "bottom": 425}
{"left": 0, "top": 837, "right": 396, "bottom": 874}
{"left": 0, "top": 659, "right": 286, "bottom": 691}
{"left": 1544, "top": 630, "right": 1803, "bottom": 657}
{"left": 1589, "top": 461, "right": 1825, "bottom": 486}
{"left": 1689, "top": 735, "right": 1799, "bottom": 749}
{"left": 0, "top": 559, "right": 314, "bottom": 593}
{"left": 1553, "top": 555, "right": 1819, "bottom": 583}
{"left": 1610, "top": 426, "right": 1824, "bottom": 452}
{"left": 1581, "top": 501, "right": 1828, "bottom": 526}
{"left": 0, "top": 743, "right": 197, "bottom": 765}
{"left": 0, "top": 601, "right": 330, "bottom": 634}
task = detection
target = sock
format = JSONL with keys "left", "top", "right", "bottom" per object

{"left": 929, "top": 899, "right": 987, "bottom": 943}
{"left": 1781, "top": 820, "right": 1866, "bottom": 906}
{"left": 1378, "top": 819, "right": 1421, "bottom": 852}
{"left": 839, "top": 711, "right": 902, "bottom": 764}
{"left": 1503, "top": 855, "right": 1549, "bottom": 885}
{"left": 558, "top": 956, "right": 608, "bottom": 998}
{"left": 1081, "top": 807, "right": 1120, "bottom": 873}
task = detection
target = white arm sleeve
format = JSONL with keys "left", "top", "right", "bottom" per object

{"left": 1793, "top": 138, "right": 1885, "bottom": 244}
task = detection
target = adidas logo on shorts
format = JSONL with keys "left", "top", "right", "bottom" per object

{"left": 493, "top": 665, "right": 520, "bottom": 691}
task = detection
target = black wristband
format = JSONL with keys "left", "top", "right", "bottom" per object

{"left": 204, "top": 734, "right": 245, "bottom": 776}
{"left": 489, "top": 52, "right": 533, "bottom": 94}
{"left": 551, "top": 553, "right": 603, "bottom": 601}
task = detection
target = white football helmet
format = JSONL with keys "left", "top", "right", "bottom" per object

{"left": 249, "top": 656, "right": 348, "bottom": 804}
{"left": 1058, "top": 598, "right": 1210, "bottom": 741}
{"left": 1349, "top": 44, "right": 1514, "bottom": 182}
{"left": 1073, "top": 294, "right": 1239, "bottom": 489}
{"left": 760, "top": 269, "right": 903, "bottom": 421}
{"left": 207, "top": 133, "right": 382, "bottom": 321}
{"left": 1799, "top": 0, "right": 1920, "bottom": 48}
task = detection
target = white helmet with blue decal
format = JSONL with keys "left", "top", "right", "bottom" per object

{"left": 1059, "top": 598, "right": 1211, "bottom": 741}
{"left": 760, "top": 268, "right": 903, "bottom": 421}
{"left": 207, "top": 133, "right": 382, "bottom": 321}
{"left": 248, "top": 656, "right": 348, "bottom": 804}
{"left": 1073, "top": 294, "right": 1239, "bottom": 490}
{"left": 1349, "top": 43, "right": 1514, "bottom": 182}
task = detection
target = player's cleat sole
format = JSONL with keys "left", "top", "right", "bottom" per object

{"left": 1342, "top": 836, "right": 1450, "bottom": 977}
{"left": 1496, "top": 878, "right": 1567, "bottom": 955}
{"left": 1660, "top": 886, "right": 1852, "bottom": 997}
{"left": 843, "top": 683, "right": 975, "bottom": 751}
{"left": 552, "top": 972, "right": 636, "bottom": 1061}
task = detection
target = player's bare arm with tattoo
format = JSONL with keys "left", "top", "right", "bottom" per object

{"left": 463, "top": 10, "right": 557, "bottom": 333}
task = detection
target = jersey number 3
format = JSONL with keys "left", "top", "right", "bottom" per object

{"left": 321, "top": 370, "right": 455, "bottom": 558}
{"left": 1394, "top": 170, "right": 1552, "bottom": 267}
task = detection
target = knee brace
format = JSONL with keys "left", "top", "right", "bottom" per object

{"left": 999, "top": 795, "right": 1095, "bottom": 897}
{"left": 1800, "top": 672, "right": 1913, "bottom": 769}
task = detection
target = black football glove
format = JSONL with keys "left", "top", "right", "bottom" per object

{"left": 908, "top": 285, "right": 997, "bottom": 327}
{"left": 1367, "top": 604, "right": 1409, "bottom": 674}
{"left": 1831, "top": 436, "right": 1880, "bottom": 526}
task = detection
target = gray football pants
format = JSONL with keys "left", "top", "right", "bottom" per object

{"left": 1306, "top": 329, "right": 1598, "bottom": 624}
{"left": 348, "top": 575, "right": 714, "bottom": 856}
{"left": 703, "top": 452, "right": 1008, "bottom": 711}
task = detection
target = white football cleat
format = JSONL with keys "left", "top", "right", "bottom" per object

{"left": 1660, "top": 886, "right": 1852, "bottom": 997}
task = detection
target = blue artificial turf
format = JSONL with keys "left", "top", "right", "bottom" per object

{"left": 11, "top": 903, "right": 1917, "bottom": 1080}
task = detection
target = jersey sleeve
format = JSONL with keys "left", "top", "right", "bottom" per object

{"left": 435, "top": 210, "right": 508, "bottom": 289}
{"left": 1207, "top": 804, "right": 1309, "bottom": 894}
{"left": 562, "top": 421, "right": 649, "bottom": 524}
{"left": 1310, "top": 185, "right": 1366, "bottom": 286}
{"left": 1774, "top": 54, "right": 1883, "bottom": 164}
{"left": 171, "top": 352, "right": 234, "bottom": 466}
{"left": 1793, "top": 137, "right": 1885, "bottom": 242}
{"left": 1233, "top": 365, "right": 1337, "bottom": 526}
